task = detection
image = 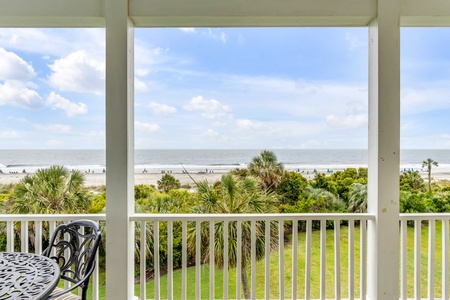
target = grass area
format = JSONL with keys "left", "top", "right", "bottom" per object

{"left": 90, "top": 222, "right": 448, "bottom": 299}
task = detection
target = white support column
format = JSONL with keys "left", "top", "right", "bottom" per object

{"left": 105, "top": 0, "right": 135, "bottom": 298}
{"left": 367, "top": 0, "right": 400, "bottom": 299}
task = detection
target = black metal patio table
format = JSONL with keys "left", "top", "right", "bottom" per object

{"left": 0, "top": 252, "right": 60, "bottom": 300}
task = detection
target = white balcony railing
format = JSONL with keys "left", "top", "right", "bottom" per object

{"left": 399, "top": 213, "right": 450, "bottom": 300}
{"left": 2, "top": 213, "right": 450, "bottom": 300}
{"left": 130, "top": 213, "right": 375, "bottom": 300}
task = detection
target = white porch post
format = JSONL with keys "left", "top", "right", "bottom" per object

{"left": 367, "top": 0, "right": 401, "bottom": 299}
{"left": 105, "top": 0, "right": 135, "bottom": 299}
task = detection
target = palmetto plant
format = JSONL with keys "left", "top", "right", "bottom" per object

{"left": 422, "top": 158, "right": 438, "bottom": 192}
{"left": 248, "top": 150, "right": 284, "bottom": 192}
{"left": 188, "top": 174, "right": 278, "bottom": 299}
{"left": 9, "top": 165, "right": 92, "bottom": 214}
{"left": 157, "top": 173, "right": 181, "bottom": 193}
{"left": 348, "top": 183, "right": 368, "bottom": 213}
{"left": 6, "top": 166, "right": 92, "bottom": 251}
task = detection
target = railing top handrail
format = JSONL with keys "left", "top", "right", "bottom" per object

{"left": 0, "top": 214, "right": 106, "bottom": 222}
{"left": 399, "top": 213, "right": 450, "bottom": 220}
{"left": 130, "top": 212, "right": 376, "bottom": 222}
{"left": 3, "top": 212, "right": 450, "bottom": 222}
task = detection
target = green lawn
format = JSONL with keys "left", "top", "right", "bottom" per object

{"left": 90, "top": 222, "right": 448, "bottom": 299}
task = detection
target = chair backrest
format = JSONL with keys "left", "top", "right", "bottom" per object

{"left": 43, "top": 219, "right": 102, "bottom": 299}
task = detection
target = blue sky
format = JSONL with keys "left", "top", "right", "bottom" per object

{"left": 0, "top": 27, "right": 448, "bottom": 149}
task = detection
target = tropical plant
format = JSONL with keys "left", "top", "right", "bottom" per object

{"left": 8, "top": 165, "right": 92, "bottom": 214}
{"left": 348, "top": 183, "right": 367, "bottom": 213}
{"left": 400, "top": 170, "right": 425, "bottom": 192}
{"left": 422, "top": 158, "right": 438, "bottom": 192}
{"left": 157, "top": 173, "right": 181, "bottom": 193}
{"left": 276, "top": 171, "right": 309, "bottom": 205}
{"left": 248, "top": 150, "right": 284, "bottom": 192}
{"left": 188, "top": 174, "right": 278, "bottom": 299}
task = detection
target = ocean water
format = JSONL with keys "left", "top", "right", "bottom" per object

{"left": 0, "top": 149, "right": 449, "bottom": 174}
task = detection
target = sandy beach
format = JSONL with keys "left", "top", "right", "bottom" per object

{"left": 1, "top": 168, "right": 450, "bottom": 187}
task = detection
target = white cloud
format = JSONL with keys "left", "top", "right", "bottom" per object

{"left": 179, "top": 28, "right": 196, "bottom": 33}
{"left": 6, "top": 116, "right": 28, "bottom": 123}
{"left": 184, "top": 96, "right": 231, "bottom": 119}
{"left": 0, "top": 28, "right": 105, "bottom": 58}
{"left": 203, "top": 129, "right": 219, "bottom": 137}
{"left": 201, "top": 29, "right": 227, "bottom": 44}
{"left": 326, "top": 113, "right": 367, "bottom": 129}
{"left": 0, "top": 81, "right": 42, "bottom": 109}
{"left": 135, "top": 78, "right": 148, "bottom": 92}
{"left": 135, "top": 121, "right": 160, "bottom": 132}
{"left": 45, "top": 139, "right": 66, "bottom": 147}
{"left": 46, "top": 92, "right": 88, "bottom": 117}
{"left": 135, "top": 44, "right": 170, "bottom": 66}
{"left": 148, "top": 102, "right": 177, "bottom": 115}
{"left": 0, "top": 129, "right": 20, "bottom": 138}
{"left": 236, "top": 119, "right": 277, "bottom": 133}
{"left": 345, "top": 32, "right": 362, "bottom": 52}
{"left": 136, "top": 68, "right": 150, "bottom": 77}
{"left": 401, "top": 85, "right": 450, "bottom": 115}
{"left": 48, "top": 50, "right": 105, "bottom": 95}
{"left": 33, "top": 123, "right": 72, "bottom": 133}
{"left": 326, "top": 100, "right": 368, "bottom": 129}
{"left": 440, "top": 134, "right": 450, "bottom": 147}
{"left": 0, "top": 48, "right": 35, "bottom": 81}
{"left": 299, "top": 140, "right": 321, "bottom": 149}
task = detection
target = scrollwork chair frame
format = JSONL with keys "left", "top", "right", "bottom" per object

{"left": 43, "top": 219, "right": 102, "bottom": 300}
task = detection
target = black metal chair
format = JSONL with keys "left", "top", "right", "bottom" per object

{"left": 43, "top": 220, "right": 102, "bottom": 300}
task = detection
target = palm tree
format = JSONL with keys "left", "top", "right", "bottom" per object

{"left": 188, "top": 174, "right": 278, "bottom": 299}
{"left": 248, "top": 150, "right": 284, "bottom": 192}
{"left": 422, "top": 158, "right": 438, "bottom": 192}
{"left": 348, "top": 183, "right": 367, "bottom": 213}
{"left": 8, "top": 165, "right": 92, "bottom": 214}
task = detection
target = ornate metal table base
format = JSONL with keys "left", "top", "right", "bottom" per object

{"left": 0, "top": 252, "right": 60, "bottom": 300}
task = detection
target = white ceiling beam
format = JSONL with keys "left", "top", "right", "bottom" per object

{"left": 130, "top": 0, "right": 376, "bottom": 27}
{"left": 0, "top": 0, "right": 104, "bottom": 27}
{"left": 401, "top": 0, "right": 450, "bottom": 26}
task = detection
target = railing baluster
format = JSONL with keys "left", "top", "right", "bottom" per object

{"left": 348, "top": 220, "right": 354, "bottom": 300}
{"left": 279, "top": 220, "right": 285, "bottom": 300}
{"left": 196, "top": 221, "right": 201, "bottom": 300}
{"left": 443, "top": 219, "right": 449, "bottom": 300}
{"left": 154, "top": 221, "right": 160, "bottom": 300}
{"left": 360, "top": 219, "right": 366, "bottom": 300}
{"left": 35, "top": 221, "right": 42, "bottom": 254}
{"left": 168, "top": 220, "right": 174, "bottom": 300}
{"left": 210, "top": 221, "right": 214, "bottom": 300}
{"left": 21, "top": 221, "right": 28, "bottom": 253}
{"left": 334, "top": 220, "right": 341, "bottom": 300}
{"left": 49, "top": 221, "right": 56, "bottom": 257}
{"left": 292, "top": 220, "right": 298, "bottom": 300}
{"left": 414, "top": 219, "right": 421, "bottom": 300}
{"left": 305, "top": 219, "right": 312, "bottom": 300}
{"left": 320, "top": 219, "right": 326, "bottom": 300}
{"left": 182, "top": 221, "right": 187, "bottom": 300}
{"left": 6, "top": 221, "right": 14, "bottom": 252}
{"left": 428, "top": 220, "right": 435, "bottom": 300}
{"left": 251, "top": 220, "right": 256, "bottom": 300}
{"left": 93, "top": 244, "right": 99, "bottom": 300}
{"left": 224, "top": 220, "right": 229, "bottom": 300}
{"left": 237, "top": 220, "right": 242, "bottom": 300}
{"left": 265, "top": 220, "right": 270, "bottom": 300}
{"left": 400, "top": 219, "right": 407, "bottom": 300}
{"left": 140, "top": 221, "right": 146, "bottom": 300}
